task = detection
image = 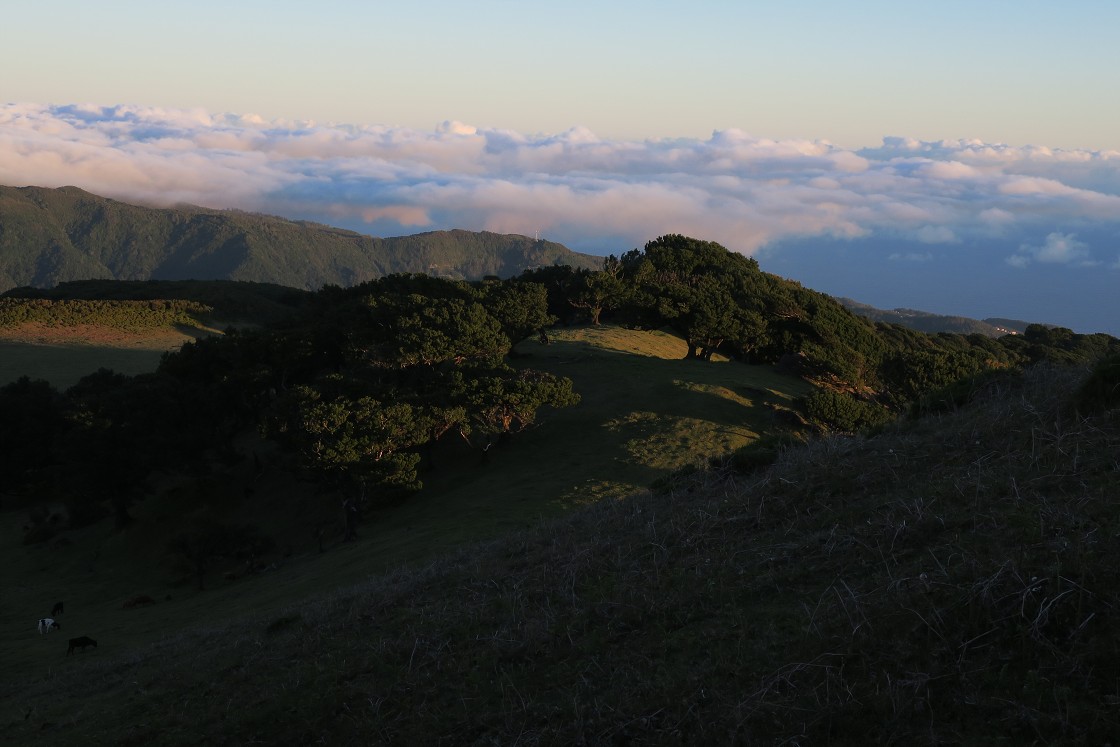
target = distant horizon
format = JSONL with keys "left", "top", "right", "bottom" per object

{"left": 0, "top": 175, "right": 1104, "bottom": 336}
{"left": 2, "top": 2, "right": 1117, "bottom": 334}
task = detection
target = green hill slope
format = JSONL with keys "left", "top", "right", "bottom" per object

{"left": 4, "top": 355, "right": 1117, "bottom": 744}
{"left": 0, "top": 185, "right": 601, "bottom": 291}
{"left": 0, "top": 325, "right": 813, "bottom": 706}
{"left": 4, "top": 235, "right": 1118, "bottom": 744}
{"left": 3, "top": 218, "right": 1119, "bottom": 744}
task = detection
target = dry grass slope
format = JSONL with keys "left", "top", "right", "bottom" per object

{"left": 4, "top": 360, "right": 1118, "bottom": 744}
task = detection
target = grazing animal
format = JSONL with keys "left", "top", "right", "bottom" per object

{"left": 38, "top": 618, "right": 61, "bottom": 634}
{"left": 121, "top": 594, "right": 155, "bottom": 609}
{"left": 67, "top": 636, "right": 97, "bottom": 655}
{"left": 51, "top": 601, "right": 64, "bottom": 616}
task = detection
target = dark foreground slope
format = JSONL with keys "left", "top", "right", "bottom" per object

{"left": 0, "top": 185, "right": 600, "bottom": 291}
{"left": 5, "top": 361, "right": 1118, "bottom": 745}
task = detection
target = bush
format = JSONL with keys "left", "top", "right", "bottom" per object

{"left": 909, "top": 368, "right": 1021, "bottom": 418}
{"left": 722, "top": 432, "right": 807, "bottom": 475}
{"left": 1075, "top": 353, "right": 1120, "bottom": 414}
{"left": 64, "top": 495, "right": 110, "bottom": 529}
{"left": 804, "top": 389, "right": 893, "bottom": 432}
{"left": 22, "top": 523, "right": 58, "bottom": 545}
{"left": 21, "top": 505, "right": 68, "bottom": 544}
{"left": 650, "top": 463, "right": 703, "bottom": 491}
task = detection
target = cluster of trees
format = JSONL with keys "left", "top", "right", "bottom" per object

{"left": 528, "top": 234, "right": 907, "bottom": 382}
{"left": 1, "top": 273, "right": 579, "bottom": 540}
{"left": 7, "top": 233, "right": 1118, "bottom": 540}
{"left": 526, "top": 234, "right": 1120, "bottom": 427}
{"left": 251, "top": 274, "right": 578, "bottom": 495}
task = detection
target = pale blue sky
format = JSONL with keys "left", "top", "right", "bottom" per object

{"left": 4, "top": 1, "right": 1118, "bottom": 148}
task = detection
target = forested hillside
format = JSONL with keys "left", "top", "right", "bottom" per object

{"left": 7, "top": 320, "right": 1120, "bottom": 745}
{"left": 5, "top": 234, "right": 1117, "bottom": 534}
{"left": 0, "top": 185, "right": 600, "bottom": 291}
{"left": 5, "top": 234, "right": 1120, "bottom": 743}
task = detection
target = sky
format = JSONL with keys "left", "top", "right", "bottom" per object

{"left": 2, "top": 1, "right": 1119, "bottom": 333}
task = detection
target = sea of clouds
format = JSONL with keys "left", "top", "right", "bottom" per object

{"left": 2, "top": 103, "right": 1119, "bottom": 331}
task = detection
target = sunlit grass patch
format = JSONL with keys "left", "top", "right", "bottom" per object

{"left": 558, "top": 478, "right": 640, "bottom": 506}
{"left": 674, "top": 380, "right": 756, "bottom": 406}
{"left": 605, "top": 411, "right": 757, "bottom": 470}
{"left": 542, "top": 324, "right": 729, "bottom": 361}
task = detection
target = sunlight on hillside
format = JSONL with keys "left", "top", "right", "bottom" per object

{"left": 604, "top": 411, "right": 757, "bottom": 470}
{"left": 544, "top": 324, "right": 729, "bottom": 361}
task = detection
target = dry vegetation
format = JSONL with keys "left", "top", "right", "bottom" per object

{"left": 0, "top": 320, "right": 196, "bottom": 349}
{"left": 5, "top": 361, "right": 1119, "bottom": 745}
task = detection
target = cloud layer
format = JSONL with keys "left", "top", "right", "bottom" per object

{"left": 3, "top": 103, "right": 1119, "bottom": 331}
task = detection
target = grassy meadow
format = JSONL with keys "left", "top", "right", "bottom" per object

{"left": 1, "top": 323, "right": 816, "bottom": 742}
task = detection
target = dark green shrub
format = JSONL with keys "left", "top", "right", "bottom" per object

{"left": 651, "top": 463, "right": 702, "bottom": 491}
{"left": 64, "top": 495, "right": 110, "bottom": 529}
{"left": 804, "top": 389, "right": 893, "bottom": 432}
{"left": 22, "top": 522, "right": 57, "bottom": 545}
{"left": 22, "top": 506, "right": 63, "bottom": 544}
{"left": 1075, "top": 353, "right": 1120, "bottom": 414}
{"left": 722, "top": 432, "right": 807, "bottom": 475}
{"left": 909, "top": 367, "right": 1021, "bottom": 418}
{"left": 265, "top": 615, "right": 302, "bottom": 634}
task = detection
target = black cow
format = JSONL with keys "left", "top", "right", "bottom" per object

{"left": 52, "top": 601, "right": 64, "bottom": 616}
{"left": 67, "top": 636, "right": 97, "bottom": 655}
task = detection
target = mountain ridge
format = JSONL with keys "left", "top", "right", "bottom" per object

{"left": 0, "top": 185, "right": 1066, "bottom": 336}
{"left": 0, "top": 184, "right": 602, "bottom": 291}
{"left": 837, "top": 296, "right": 1037, "bottom": 336}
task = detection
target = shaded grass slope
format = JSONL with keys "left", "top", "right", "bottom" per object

{"left": 0, "top": 341, "right": 176, "bottom": 390}
{"left": 0, "top": 326, "right": 810, "bottom": 737}
{"left": 5, "top": 359, "right": 1118, "bottom": 744}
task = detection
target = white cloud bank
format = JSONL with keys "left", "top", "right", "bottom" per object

{"left": 4, "top": 103, "right": 1120, "bottom": 265}
{"left": 1007, "top": 232, "right": 1095, "bottom": 268}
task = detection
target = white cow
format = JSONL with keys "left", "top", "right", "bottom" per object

{"left": 38, "top": 617, "right": 60, "bottom": 634}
